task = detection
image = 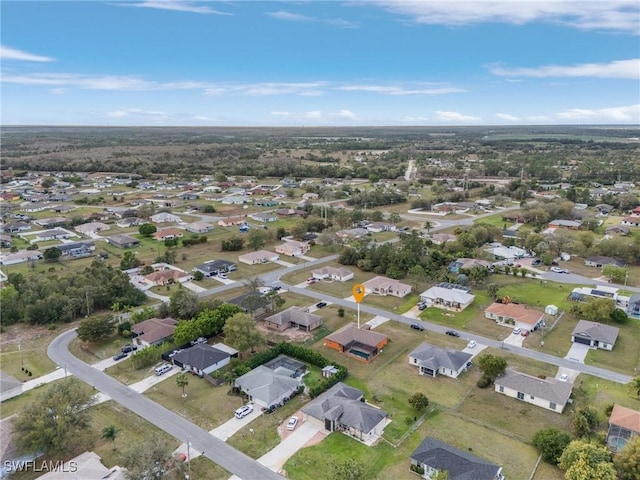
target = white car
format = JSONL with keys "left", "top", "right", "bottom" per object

{"left": 550, "top": 267, "right": 569, "bottom": 274}
{"left": 512, "top": 327, "right": 522, "bottom": 335}
{"left": 286, "top": 416, "right": 299, "bottom": 431}
{"left": 467, "top": 340, "right": 477, "bottom": 349}
{"left": 559, "top": 373, "right": 569, "bottom": 382}
{"left": 234, "top": 405, "right": 253, "bottom": 419}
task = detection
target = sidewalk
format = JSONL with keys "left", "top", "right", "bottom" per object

{"left": 0, "top": 367, "right": 70, "bottom": 402}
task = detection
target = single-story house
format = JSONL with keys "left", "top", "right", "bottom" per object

{"left": 336, "top": 228, "right": 369, "bottom": 240}
{"left": 221, "top": 195, "right": 250, "bottom": 205}
{"left": 0, "top": 222, "right": 31, "bottom": 233}
{"left": 75, "top": 222, "right": 110, "bottom": 234}
{"left": 144, "top": 268, "right": 191, "bottom": 286}
{"left": 34, "top": 216, "right": 69, "bottom": 228}
{"left": 234, "top": 365, "right": 302, "bottom": 409}
{"left": 274, "top": 240, "right": 310, "bottom": 257}
{"left": 301, "top": 192, "right": 319, "bottom": 201}
{"left": 171, "top": 344, "right": 231, "bottom": 376}
{"left": 605, "top": 225, "right": 630, "bottom": 236}
{"left": 366, "top": 222, "right": 394, "bottom": 233}
{"left": 429, "top": 233, "right": 456, "bottom": 245}
{"left": 150, "top": 212, "right": 183, "bottom": 224}
{"left": 34, "top": 228, "right": 75, "bottom": 242}
{"left": 276, "top": 208, "right": 307, "bottom": 218}
{"left": 193, "top": 259, "right": 237, "bottom": 277}
{"left": 494, "top": 369, "right": 573, "bottom": 413}
{"left": 38, "top": 451, "right": 127, "bottom": 480}
{"left": 255, "top": 199, "right": 278, "bottom": 207}
{"left": 217, "top": 216, "right": 246, "bottom": 227}
{"left": 408, "top": 343, "right": 472, "bottom": 379}
{"left": 621, "top": 216, "right": 640, "bottom": 227}
{"left": 571, "top": 320, "right": 619, "bottom": 351}
{"left": 153, "top": 228, "right": 184, "bottom": 241}
{"left": 249, "top": 212, "right": 278, "bottom": 223}
{"left": 185, "top": 222, "right": 213, "bottom": 234}
{"left": 263, "top": 307, "right": 323, "bottom": 332}
{"left": 362, "top": 276, "right": 411, "bottom": 298}
{"left": 57, "top": 241, "right": 95, "bottom": 258}
{"left": 419, "top": 286, "right": 475, "bottom": 312}
{"left": 628, "top": 294, "right": 640, "bottom": 319}
{"left": 324, "top": 323, "right": 388, "bottom": 363}
{"left": 487, "top": 245, "right": 529, "bottom": 260}
{"left": 606, "top": 404, "right": 640, "bottom": 453}
{"left": 0, "top": 250, "right": 43, "bottom": 266}
{"left": 569, "top": 285, "right": 620, "bottom": 303}
{"left": 132, "top": 317, "right": 178, "bottom": 347}
{"left": 106, "top": 234, "right": 140, "bottom": 249}
{"left": 584, "top": 256, "right": 626, "bottom": 268}
{"left": 549, "top": 219, "right": 582, "bottom": 230}
{"left": 238, "top": 250, "right": 279, "bottom": 265}
{"left": 449, "top": 258, "right": 493, "bottom": 273}
{"left": 228, "top": 291, "right": 272, "bottom": 319}
{"left": 410, "top": 437, "right": 505, "bottom": 480}
{"left": 116, "top": 217, "right": 144, "bottom": 228}
{"left": 302, "top": 382, "right": 389, "bottom": 445}
{"left": 311, "top": 266, "right": 354, "bottom": 282}
{"left": 0, "top": 234, "right": 12, "bottom": 248}
{"left": 484, "top": 303, "right": 545, "bottom": 332}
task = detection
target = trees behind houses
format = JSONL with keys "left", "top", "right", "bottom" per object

{"left": 223, "top": 312, "right": 266, "bottom": 355}
{"left": 77, "top": 315, "right": 117, "bottom": 342}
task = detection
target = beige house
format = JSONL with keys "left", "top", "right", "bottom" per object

{"left": 311, "top": 266, "right": 354, "bottom": 282}
{"left": 263, "top": 307, "right": 323, "bottom": 332}
{"left": 238, "top": 250, "right": 280, "bottom": 265}
{"left": 494, "top": 370, "right": 573, "bottom": 413}
{"left": 362, "top": 276, "right": 411, "bottom": 298}
{"left": 275, "top": 240, "right": 310, "bottom": 257}
{"left": 419, "top": 285, "right": 475, "bottom": 312}
{"left": 485, "top": 303, "right": 545, "bottom": 331}
{"left": 75, "top": 222, "right": 110, "bottom": 234}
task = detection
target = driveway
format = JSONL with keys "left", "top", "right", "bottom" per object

{"left": 364, "top": 315, "right": 390, "bottom": 329}
{"left": 182, "top": 281, "right": 206, "bottom": 293}
{"left": 274, "top": 259, "right": 295, "bottom": 267}
{"left": 503, "top": 332, "right": 526, "bottom": 347}
{"left": 210, "top": 405, "right": 263, "bottom": 441}
{"left": 564, "top": 342, "right": 590, "bottom": 363}
{"left": 256, "top": 421, "right": 324, "bottom": 472}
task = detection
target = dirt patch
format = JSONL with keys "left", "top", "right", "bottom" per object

{"left": 256, "top": 323, "right": 314, "bottom": 343}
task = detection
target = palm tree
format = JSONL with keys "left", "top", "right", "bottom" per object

{"left": 176, "top": 373, "right": 189, "bottom": 398}
{"left": 628, "top": 377, "right": 640, "bottom": 398}
{"left": 102, "top": 425, "right": 119, "bottom": 451}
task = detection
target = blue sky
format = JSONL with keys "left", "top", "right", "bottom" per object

{"left": 2, "top": 1, "right": 639, "bottom": 126}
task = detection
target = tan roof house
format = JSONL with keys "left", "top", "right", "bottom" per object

{"left": 362, "top": 276, "right": 411, "bottom": 298}
{"left": 238, "top": 250, "right": 280, "bottom": 265}
{"left": 132, "top": 317, "right": 178, "bottom": 347}
{"left": 325, "top": 323, "right": 388, "bottom": 363}
{"left": 275, "top": 240, "right": 310, "bottom": 257}
{"left": 607, "top": 404, "right": 640, "bottom": 452}
{"left": 485, "top": 303, "right": 544, "bottom": 331}
{"left": 311, "top": 266, "right": 354, "bottom": 282}
{"left": 153, "top": 227, "right": 184, "bottom": 241}
{"left": 263, "top": 306, "right": 323, "bottom": 332}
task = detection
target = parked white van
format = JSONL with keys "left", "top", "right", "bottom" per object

{"left": 154, "top": 364, "right": 172, "bottom": 376}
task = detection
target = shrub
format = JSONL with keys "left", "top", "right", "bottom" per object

{"left": 476, "top": 375, "right": 492, "bottom": 388}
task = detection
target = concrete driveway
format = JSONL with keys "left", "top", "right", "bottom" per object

{"left": 556, "top": 366, "right": 581, "bottom": 383}
{"left": 211, "top": 405, "right": 263, "bottom": 441}
{"left": 503, "top": 332, "right": 526, "bottom": 347}
{"left": 564, "top": 343, "right": 590, "bottom": 363}
{"left": 256, "top": 421, "right": 324, "bottom": 472}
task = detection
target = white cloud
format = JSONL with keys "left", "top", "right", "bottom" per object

{"left": 305, "top": 110, "right": 323, "bottom": 119}
{"left": 271, "top": 111, "right": 292, "bottom": 116}
{"left": 126, "top": 1, "right": 231, "bottom": 15}
{"left": 495, "top": 113, "right": 520, "bottom": 121}
{"left": 335, "top": 109, "right": 357, "bottom": 120}
{"left": 402, "top": 116, "right": 430, "bottom": 122}
{"left": 555, "top": 103, "right": 640, "bottom": 122}
{"left": 435, "top": 111, "right": 481, "bottom": 122}
{"left": 1, "top": 45, "right": 54, "bottom": 62}
{"left": 490, "top": 58, "right": 640, "bottom": 79}
{"left": 369, "top": 1, "right": 639, "bottom": 33}
{"left": 50, "top": 88, "right": 68, "bottom": 95}
{"left": 107, "top": 108, "right": 167, "bottom": 119}
{"left": 336, "top": 84, "right": 465, "bottom": 95}
{"left": 266, "top": 10, "right": 358, "bottom": 28}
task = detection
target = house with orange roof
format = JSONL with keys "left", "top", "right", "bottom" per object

{"left": 153, "top": 227, "right": 184, "bottom": 241}
{"left": 324, "top": 323, "right": 388, "bottom": 363}
{"left": 607, "top": 404, "right": 640, "bottom": 452}
{"left": 485, "top": 303, "right": 545, "bottom": 332}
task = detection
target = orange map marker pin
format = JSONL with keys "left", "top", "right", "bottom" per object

{"left": 352, "top": 284, "right": 365, "bottom": 303}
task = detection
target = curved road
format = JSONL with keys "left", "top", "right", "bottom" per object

{"left": 48, "top": 330, "right": 283, "bottom": 480}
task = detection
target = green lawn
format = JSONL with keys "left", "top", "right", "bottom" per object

{"left": 585, "top": 319, "right": 640, "bottom": 375}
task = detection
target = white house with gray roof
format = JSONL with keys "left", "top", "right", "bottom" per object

{"left": 234, "top": 365, "right": 302, "bottom": 409}
{"left": 410, "top": 437, "right": 504, "bottom": 480}
{"left": 571, "top": 320, "right": 619, "bottom": 351}
{"left": 408, "top": 343, "right": 472, "bottom": 379}
{"left": 494, "top": 370, "right": 573, "bottom": 413}
{"left": 302, "top": 382, "right": 389, "bottom": 445}
{"left": 419, "top": 286, "right": 475, "bottom": 312}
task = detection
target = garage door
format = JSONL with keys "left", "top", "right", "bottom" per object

{"left": 573, "top": 336, "right": 591, "bottom": 346}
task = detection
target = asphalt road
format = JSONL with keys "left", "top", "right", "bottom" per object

{"left": 47, "top": 330, "right": 284, "bottom": 480}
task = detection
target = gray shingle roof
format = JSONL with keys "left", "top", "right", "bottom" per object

{"left": 409, "top": 343, "right": 472, "bottom": 372}
{"left": 572, "top": 320, "right": 620, "bottom": 345}
{"left": 235, "top": 366, "right": 301, "bottom": 406}
{"left": 410, "top": 437, "right": 502, "bottom": 480}
{"left": 172, "top": 344, "right": 229, "bottom": 370}
{"left": 495, "top": 370, "right": 573, "bottom": 406}
{"left": 302, "top": 382, "right": 388, "bottom": 434}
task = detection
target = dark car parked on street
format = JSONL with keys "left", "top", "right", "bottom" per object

{"left": 411, "top": 323, "right": 425, "bottom": 331}
{"left": 445, "top": 330, "right": 460, "bottom": 337}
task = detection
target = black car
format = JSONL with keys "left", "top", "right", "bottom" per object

{"left": 445, "top": 330, "right": 460, "bottom": 337}
{"left": 113, "top": 352, "right": 128, "bottom": 361}
{"left": 272, "top": 286, "right": 282, "bottom": 291}
{"left": 315, "top": 301, "right": 328, "bottom": 308}
{"left": 410, "top": 323, "right": 425, "bottom": 331}
{"left": 121, "top": 344, "right": 138, "bottom": 353}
